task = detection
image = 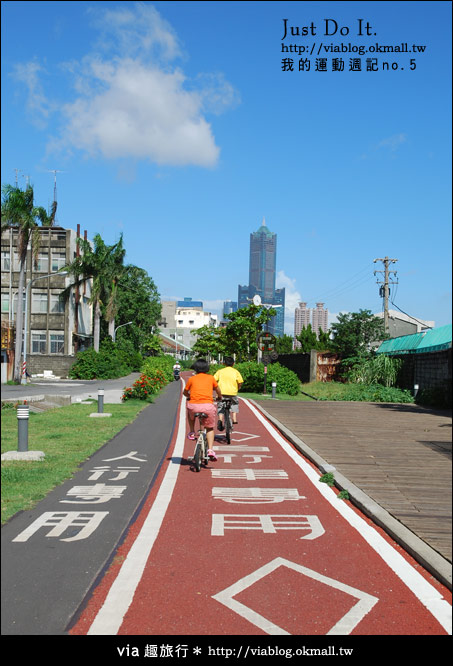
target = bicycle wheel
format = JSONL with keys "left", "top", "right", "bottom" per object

{"left": 225, "top": 410, "right": 232, "bottom": 445}
{"left": 194, "top": 436, "right": 202, "bottom": 472}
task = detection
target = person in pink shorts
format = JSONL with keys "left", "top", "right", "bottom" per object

{"left": 183, "top": 358, "right": 222, "bottom": 460}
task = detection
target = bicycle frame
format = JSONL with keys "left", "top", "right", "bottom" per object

{"left": 192, "top": 411, "right": 209, "bottom": 472}
{"left": 218, "top": 398, "right": 233, "bottom": 445}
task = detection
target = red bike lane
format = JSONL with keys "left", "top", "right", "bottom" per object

{"left": 70, "top": 391, "right": 451, "bottom": 638}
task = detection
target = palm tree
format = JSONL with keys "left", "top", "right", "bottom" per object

{"left": 1, "top": 184, "right": 55, "bottom": 381}
{"left": 104, "top": 234, "right": 126, "bottom": 340}
{"left": 63, "top": 233, "right": 125, "bottom": 351}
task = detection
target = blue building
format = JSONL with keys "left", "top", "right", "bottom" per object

{"left": 238, "top": 218, "right": 285, "bottom": 337}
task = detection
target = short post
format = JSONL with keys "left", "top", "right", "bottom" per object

{"left": 413, "top": 383, "right": 419, "bottom": 398}
{"left": 98, "top": 389, "right": 104, "bottom": 413}
{"left": 17, "top": 403, "right": 30, "bottom": 452}
{"left": 272, "top": 382, "right": 277, "bottom": 399}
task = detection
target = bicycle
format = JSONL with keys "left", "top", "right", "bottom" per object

{"left": 190, "top": 411, "right": 210, "bottom": 472}
{"left": 218, "top": 397, "right": 233, "bottom": 445}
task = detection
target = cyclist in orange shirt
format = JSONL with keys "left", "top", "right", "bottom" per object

{"left": 183, "top": 358, "right": 222, "bottom": 460}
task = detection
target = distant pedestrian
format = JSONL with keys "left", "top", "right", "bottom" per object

{"left": 214, "top": 356, "right": 243, "bottom": 429}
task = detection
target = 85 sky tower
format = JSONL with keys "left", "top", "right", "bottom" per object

{"left": 238, "top": 218, "right": 285, "bottom": 336}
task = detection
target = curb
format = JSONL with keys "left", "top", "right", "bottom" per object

{"left": 249, "top": 399, "right": 452, "bottom": 591}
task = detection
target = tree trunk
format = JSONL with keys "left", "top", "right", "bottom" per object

{"left": 108, "top": 318, "right": 115, "bottom": 341}
{"left": 13, "top": 260, "right": 26, "bottom": 382}
{"left": 93, "top": 300, "right": 101, "bottom": 352}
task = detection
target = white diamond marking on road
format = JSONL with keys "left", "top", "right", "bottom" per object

{"left": 229, "top": 431, "right": 261, "bottom": 442}
{"left": 212, "top": 557, "right": 379, "bottom": 635}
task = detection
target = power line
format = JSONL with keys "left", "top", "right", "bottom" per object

{"left": 390, "top": 300, "right": 433, "bottom": 329}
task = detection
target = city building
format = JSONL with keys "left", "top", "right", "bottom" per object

{"left": 238, "top": 218, "right": 285, "bottom": 336}
{"left": 1, "top": 225, "right": 93, "bottom": 381}
{"left": 159, "top": 297, "right": 218, "bottom": 358}
{"left": 294, "top": 301, "right": 329, "bottom": 349}
{"left": 374, "top": 309, "right": 434, "bottom": 338}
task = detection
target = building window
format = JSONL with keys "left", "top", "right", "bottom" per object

{"left": 1, "top": 250, "right": 10, "bottom": 271}
{"left": 31, "top": 292, "right": 48, "bottom": 313}
{"left": 35, "top": 251, "right": 49, "bottom": 273}
{"left": 50, "top": 293, "right": 65, "bottom": 313}
{"left": 51, "top": 252, "right": 66, "bottom": 272}
{"left": 31, "top": 331, "right": 46, "bottom": 354}
{"left": 1, "top": 292, "right": 9, "bottom": 313}
{"left": 50, "top": 332, "right": 64, "bottom": 354}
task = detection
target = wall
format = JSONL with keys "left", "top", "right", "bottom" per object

{"left": 27, "top": 354, "right": 76, "bottom": 378}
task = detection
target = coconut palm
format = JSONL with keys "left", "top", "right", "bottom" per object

{"left": 1, "top": 184, "right": 55, "bottom": 381}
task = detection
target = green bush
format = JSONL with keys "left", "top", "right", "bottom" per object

{"left": 121, "top": 371, "right": 167, "bottom": 402}
{"left": 210, "top": 361, "right": 300, "bottom": 396}
{"left": 307, "top": 382, "right": 414, "bottom": 403}
{"left": 141, "top": 355, "right": 175, "bottom": 383}
{"left": 69, "top": 339, "right": 132, "bottom": 379}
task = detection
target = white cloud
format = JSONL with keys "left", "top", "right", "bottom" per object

{"left": 378, "top": 133, "right": 407, "bottom": 151}
{"left": 14, "top": 3, "right": 238, "bottom": 168}
{"left": 276, "top": 270, "right": 301, "bottom": 335}
{"left": 60, "top": 60, "right": 220, "bottom": 167}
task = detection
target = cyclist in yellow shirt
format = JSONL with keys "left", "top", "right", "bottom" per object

{"left": 214, "top": 356, "right": 243, "bottom": 430}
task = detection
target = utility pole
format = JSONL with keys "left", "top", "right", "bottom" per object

{"left": 374, "top": 257, "right": 398, "bottom": 334}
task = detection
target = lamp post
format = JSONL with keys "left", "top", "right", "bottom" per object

{"left": 113, "top": 321, "right": 132, "bottom": 343}
{"left": 22, "top": 270, "right": 68, "bottom": 385}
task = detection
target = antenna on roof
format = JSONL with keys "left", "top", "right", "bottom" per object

{"left": 47, "top": 169, "right": 65, "bottom": 223}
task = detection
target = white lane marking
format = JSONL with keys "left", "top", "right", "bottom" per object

{"left": 245, "top": 399, "right": 452, "bottom": 634}
{"left": 87, "top": 387, "right": 186, "bottom": 635}
{"left": 212, "top": 557, "right": 379, "bottom": 635}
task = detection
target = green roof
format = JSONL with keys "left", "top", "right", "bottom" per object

{"left": 376, "top": 324, "right": 452, "bottom": 355}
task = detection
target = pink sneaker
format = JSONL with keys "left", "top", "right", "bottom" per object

{"left": 187, "top": 432, "right": 196, "bottom": 440}
{"left": 208, "top": 449, "right": 217, "bottom": 461}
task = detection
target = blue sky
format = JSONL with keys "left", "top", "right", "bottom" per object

{"left": 2, "top": 1, "right": 451, "bottom": 332}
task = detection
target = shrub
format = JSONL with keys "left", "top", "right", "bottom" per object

{"left": 121, "top": 371, "right": 167, "bottom": 402}
{"left": 69, "top": 339, "right": 133, "bottom": 379}
{"left": 210, "top": 361, "right": 300, "bottom": 396}
{"left": 141, "top": 355, "right": 175, "bottom": 383}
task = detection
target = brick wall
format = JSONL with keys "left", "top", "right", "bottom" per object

{"left": 28, "top": 355, "right": 76, "bottom": 378}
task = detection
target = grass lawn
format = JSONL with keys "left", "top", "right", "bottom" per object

{"left": 1, "top": 400, "right": 148, "bottom": 524}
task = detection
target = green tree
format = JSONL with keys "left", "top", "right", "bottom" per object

{"left": 1, "top": 184, "right": 57, "bottom": 381}
{"left": 296, "top": 324, "right": 319, "bottom": 353}
{"left": 223, "top": 304, "right": 276, "bottom": 361}
{"left": 108, "top": 264, "right": 161, "bottom": 352}
{"left": 330, "top": 309, "right": 387, "bottom": 362}
{"left": 63, "top": 233, "right": 125, "bottom": 352}
{"left": 275, "top": 334, "right": 294, "bottom": 354}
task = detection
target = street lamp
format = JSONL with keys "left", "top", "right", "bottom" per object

{"left": 113, "top": 321, "right": 133, "bottom": 343}
{"left": 22, "top": 270, "right": 68, "bottom": 384}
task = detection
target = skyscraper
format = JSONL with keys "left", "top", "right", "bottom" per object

{"left": 238, "top": 218, "right": 285, "bottom": 336}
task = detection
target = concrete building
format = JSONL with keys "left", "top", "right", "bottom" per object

{"left": 294, "top": 301, "right": 329, "bottom": 349}
{"left": 374, "top": 309, "right": 434, "bottom": 338}
{"left": 1, "top": 225, "right": 93, "bottom": 381}
{"left": 159, "top": 297, "right": 218, "bottom": 358}
{"left": 312, "top": 302, "right": 329, "bottom": 335}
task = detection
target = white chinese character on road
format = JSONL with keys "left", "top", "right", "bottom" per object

{"left": 212, "top": 488, "right": 306, "bottom": 503}
{"left": 211, "top": 469, "right": 288, "bottom": 480}
{"left": 88, "top": 466, "right": 140, "bottom": 481}
{"left": 102, "top": 451, "right": 147, "bottom": 462}
{"left": 60, "top": 484, "right": 127, "bottom": 504}
{"left": 211, "top": 514, "right": 325, "bottom": 539}
{"left": 12, "top": 511, "right": 108, "bottom": 542}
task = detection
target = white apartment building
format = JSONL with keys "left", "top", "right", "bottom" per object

{"left": 159, "top": 298, "right": 218, "bottom": 357}
{"left": 294, "top": 301, "right": 329, "bottom": 349}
